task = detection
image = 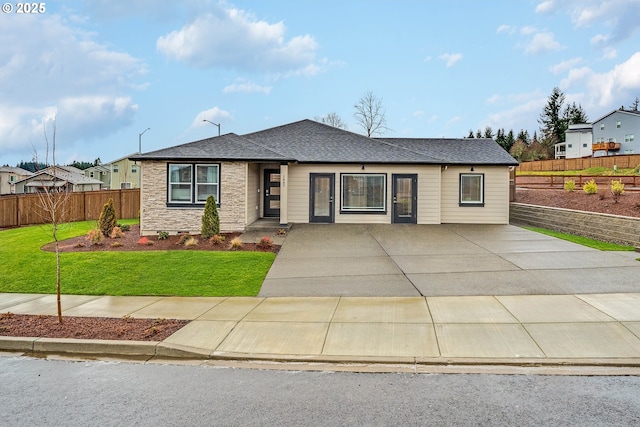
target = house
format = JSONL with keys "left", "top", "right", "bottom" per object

{"left": 0, "top": 166, "right": 33, "bottom": 195}
{"left": 84, "top": 164, "right": 111, "bottom": 189}
{"left": 556, "top": 123, "right": 592, "bottom": 159}
{"left": 130, "top": 119, "right": 519, "bottom": 235}
{"left": 558, "top": 108, "right": 640, "bottom": 159}
{"left": 13, "top": 165, "right": 103, "bottom": 193}
{"left": 109, "top": 154, "right": 142, "bottom": 189}
{"left": 592, "top": 109, "right": 640, "bottom": 156}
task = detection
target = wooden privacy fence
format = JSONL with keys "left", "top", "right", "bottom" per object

{"left": 0, "top": 189, "right": 140, "bottom": 228}
{"left": 517, "top": 154, "right": 640, "bottom": 172}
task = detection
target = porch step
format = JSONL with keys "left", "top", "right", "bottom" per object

{"left": 246, "top": 219, "right": 291, "bottom": 232}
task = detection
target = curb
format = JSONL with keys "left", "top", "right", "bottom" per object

{"left": 4, "top": 338, "right": 640, "bottom": 370}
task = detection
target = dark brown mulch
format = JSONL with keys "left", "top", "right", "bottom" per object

{"left": 0, "top": 312, "right": 188, "bottom": 341}
{"left": 41, "top": 224, "right": 279, "bottom": 254}
{"left": 515, "top": 188, "right": 640, "bottom": 218}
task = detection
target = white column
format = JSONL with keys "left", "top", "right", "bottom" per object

{"left": 279, "top": 164, "right": 288, "bottom": 226}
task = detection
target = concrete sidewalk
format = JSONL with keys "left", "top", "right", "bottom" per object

{"left": 3, "top": 293, "right": 640, "bottom": 367}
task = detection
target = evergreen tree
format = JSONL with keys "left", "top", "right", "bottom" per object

{"left": 563, "top": 102, "right": 588, "bottom": 125}
{"left": 483, "top": 126, "right": 494, "bottom": 139}
{"left": 98, "top": 198, "right": 118, "bottom": 237}
{"left": 495, "top": 128, "right": 506, "bottom": 150}
{"left": 629, "top": 97, "right": 639, "bottom": 111}
{"left": 476, "top": 129, "right": 482, "bottom": 138}
{"left": 505, "top": 129, "right": 515, "bottom": 151}
{"left": 538, "top": 87, "right": 566, "bottom": 145}
{"left": 516, "top": 129, "right": 530, "bottom": 144}
{"left": 467, "top": 129, "right": 475, "bottom": 138}
{"left": 201, "top": 195, "right": 220, "bottom": 238}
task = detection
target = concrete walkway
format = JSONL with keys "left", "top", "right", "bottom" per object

{"left": 259, "top": 224, "right": 640, "bottom": 297}
{"left": 3, "top": 292, "right": 640, "bottom": 366}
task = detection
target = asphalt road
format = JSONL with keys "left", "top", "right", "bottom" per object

{"left": 1, "top": 356, "right": 640, "bottom": 426}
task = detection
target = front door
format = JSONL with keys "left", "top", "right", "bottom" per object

{"left": 263, "top": 169, "right": 281, "bottom": 217}
{"left": 392, "top": 174, "right": 417, "bottom": 224}
{"left": 309, "top": 173, "right": 334, "bottom": 223}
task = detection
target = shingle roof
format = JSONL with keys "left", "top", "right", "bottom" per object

{"left": 132, "top": 119, "right": 518, "bottom": 165}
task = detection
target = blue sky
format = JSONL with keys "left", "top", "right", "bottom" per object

{"left": 1, "top": 0, "right": 640, "bottom": 167}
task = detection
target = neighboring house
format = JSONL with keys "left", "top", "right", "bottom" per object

{"left": 131, "top": 119, "right": 518, "bottom": 236}
{"left": 13, "top": 165, "right": 103, "bottom": 193}
{"left": 558, "top": 108, "right": 640, "bottom": 159}
{"left": 592, "top": 109, "right": 640, "bottom": 156}
{"left": 84, "top": 165, "right": 111, "bottom": 189}
{"left": 0, "top": 166, "right": 33, "bottom": 195}
{"left": 109, "top": 154, "right": 142, "bottom": 189}
{"left": 556, "top": 123, "right": 592, "bottom": 159}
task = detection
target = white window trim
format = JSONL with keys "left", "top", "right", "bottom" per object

{"left": 459, "top": 173, "right": 484, "bottom": 207}
{"left": 167, "top": 163, "right": 220, "bottom": 206}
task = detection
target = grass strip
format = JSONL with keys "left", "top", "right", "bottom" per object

{"left": 522, "top": 226, "right": 636, "bottom": 251}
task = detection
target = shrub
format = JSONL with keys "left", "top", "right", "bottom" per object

{"left": 563, "top": 179, "right": 576, "bottom": 192}
{"left": 201, "top": 195, "right": 220, "bottom": 239}
{"left": 117, "top": 223, "right": 131, "bottom": 232}
{"left": 86, "top": 229, "right": 104, "bottom": 245}
{"left": 158, "top": 231, "right": 170, "bottom": 240}
{"left": 183, "top": 236, "right": 199, "bottom": 247}
{"left": 277, "top": 228, "right": 287, "bottom": 236}
{"left": 98, "top": 198, "right": 118, "bottom": 237}
{"left": 209, "top": 234, "right": 226, "bottom": 245}
{"left": 178, "top": 234, "right": 192, "bottom": 245}
{"left": 110, "top": 241, "right": 123, "bottom": 248}
{"left": 110, "top": 226, "right": 124, "bottom": 239}
{"left": 583, "top": 179, "right": 598, "bottom": 194}
{"left": 137, "top": 236, "right": 153, "bottom": 246}
{"left": 257, "top": 236, "right": 273, "bottom": 249}
{"left": 611, "top": 179, "right": 625, "bottom": 203}
{"left": 229, "top": 237, "right": 243, "bottom": 250}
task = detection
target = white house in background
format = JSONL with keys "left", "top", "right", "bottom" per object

{"left": 84, "top": 164, "right": 111, "bottom": 189}
{"left": 13, "top": 165, "right": 103, "bottom": 193}
{"left": 556, "top": 123, "right": 593, "bottom": 159}
{"left": 557, "top": 108, "right": 640, "bottom": 159}
{"left": 0, "top": 166, "right": 34, "bottom": 195}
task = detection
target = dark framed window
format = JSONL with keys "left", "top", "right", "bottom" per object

{"left": 341, "top": 173, "right": 386, "bottom": 213}
{"left": 167, "top": 163, "right": 219, "bottom": 206}
{"left": 459, "top": 173, "right": 484, "bottom": 206}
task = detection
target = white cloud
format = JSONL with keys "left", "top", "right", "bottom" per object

{"left": 524, "top": 32, "right": 564, "bottom": 55}
{"left": 602, "top": 47, "right": 618, "bottom": 60}
{"left": 537, "top": 1, "right": 640, "bottom": 44}
{"left": 156, "top": 6, "right": 320, "bottom": 74}
{"left": 192, "top": 107, "right": 234, "bottom": 129}
{"left": 520, "top": 26, "right": 538, "bottom": 36}
{"left": 549, "top": 57, "right": 582, "bottom": 74}
{"left": 496, "top": 24, "right": 515, "bottom": 34}
{"left": 486, "top": 94, "right": 501, "bottom": 105}
{"left": 439, "top": 53, "right": 463, "bottom": 68}
{"left": 223, "top": 80, "right": 272, "bottom": 94}
{"left": 559, "top": 53, "right": 640, "bottom": 108}
{"left": 0, "top": 13, "right": 146, "bottom": 159}
{"left": 412, "top": 110, "right": 425, "bottom": 118}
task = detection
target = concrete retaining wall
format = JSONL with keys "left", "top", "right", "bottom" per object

{"left": 510, "top": 203, "right": 640, "bottom": 246}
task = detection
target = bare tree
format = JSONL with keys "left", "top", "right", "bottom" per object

{"left": 353, "top": 91, "right": 388, "bottom": 137}
{"left": 315, "top": 112, "right": 348, "bottom": 129}
{"left": 36, "top": 118, "right": 70, "bottom": 323}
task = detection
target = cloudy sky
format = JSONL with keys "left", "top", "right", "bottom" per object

{"left": 1, "top": 0, "right": 639, "bottom": 166}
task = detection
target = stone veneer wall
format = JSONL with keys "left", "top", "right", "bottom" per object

{"left": 510, "top": 202, "right": 640, "bottom": 246}
{"left": 140, "top": 160, "right": 247, "bottom": 236}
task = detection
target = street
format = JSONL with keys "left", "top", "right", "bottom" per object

{"left": 1, "top": 356, "right": 639, "bottom": 426}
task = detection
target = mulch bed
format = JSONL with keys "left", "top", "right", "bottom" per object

{"left": 0, "top": 312, "right": 188, "bottom": 341}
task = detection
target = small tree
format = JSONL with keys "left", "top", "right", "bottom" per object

{"left": 353, "top": 91, "right": 388, "bottom": 137}
{"left": 201, "top": 195, "right": 220, "bottom": 238}
{"left": 98, "top": 198, "right": 118, "bottom": 237}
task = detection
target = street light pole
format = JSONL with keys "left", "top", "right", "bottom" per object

{"left": 202, "top": 119, "right": 221, "bottom": 136}
{"left": 138, "top": 128, "right": 150, "bottom": 153}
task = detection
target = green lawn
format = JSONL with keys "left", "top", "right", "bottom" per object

{"left": 0, "top": 221, "right": 275, "bottom": 296}
{"left": 523, "top": 226, "right": 637, "bottom": 251}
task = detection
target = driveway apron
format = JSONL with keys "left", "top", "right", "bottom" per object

{"left": 258, "top": 223, "right": 640, "bottom": 297}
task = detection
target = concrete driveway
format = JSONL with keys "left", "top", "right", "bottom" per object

{"left": 259, "top": 224, "right": 640, "bottom": 297}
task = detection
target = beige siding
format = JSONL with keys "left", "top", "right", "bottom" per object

{"left": 139, "top": 160, "right": 247, "bottom": 235}
{"left": 440, "top": 166, "right": 510, "bottom": 224}
{"left": 287, "top": 164, "right": 441, "bottom": 224}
